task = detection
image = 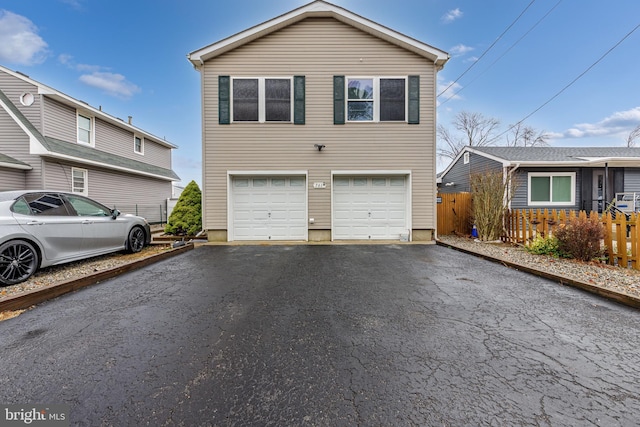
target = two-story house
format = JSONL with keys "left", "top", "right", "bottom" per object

{"left": 188, "top": 0, "right": 449, "bottom": 241}
{"left": 0, "top": 65, "right": 179, "bottom": 223}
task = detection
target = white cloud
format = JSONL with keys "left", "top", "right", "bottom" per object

{"left": 449, "top": 44, "right": 474, "bottom": 56}
{"left": 79, "top": 72, "right": 141, "bottom": 99}
{"left": 552, "top": 107, "right": 640, "bottom": 139}
{"left": 437, "top": 78, "right": 463, "bottom": 104}
{"left": 442, "top": 8, "right": 463, "bottom": 24}
{"left": 0, "top": 10, "right": 48, "bottom": 65}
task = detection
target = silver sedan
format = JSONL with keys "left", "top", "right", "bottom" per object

{"left": 0, "top": 190, "right": 151, "bottom": 286}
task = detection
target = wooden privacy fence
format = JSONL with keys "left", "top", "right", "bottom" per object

{"left": 504, "top": 209, "right": 640, "bottom": 270}
{"left": 437, "top": 192, "right": 472, "bottom": 236}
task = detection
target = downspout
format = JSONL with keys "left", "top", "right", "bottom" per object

{"left": 604, "top": 162, "right": 609, "bottom": 211}
{"left": 506, "top": 163, "right": 521, "bottom": 210}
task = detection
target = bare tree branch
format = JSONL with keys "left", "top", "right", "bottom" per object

{"left": 626, "top": 124, "right": 640, "bottom": 147}
{"left": 437, "top": 111, "right": 501, "bottom": 160}
{"left": 505, "top": 122, "right": 549, "bottom": 147}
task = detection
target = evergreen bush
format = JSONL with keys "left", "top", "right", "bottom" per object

{"left": 165, "top": 180, "right": 202, "bottom": 236}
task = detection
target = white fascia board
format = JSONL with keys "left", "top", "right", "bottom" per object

{"left": 0, "top": 161, "right": 32, "bottom": 170}
{"left": 188, "top": 0, "right": 448, "bottom": 67}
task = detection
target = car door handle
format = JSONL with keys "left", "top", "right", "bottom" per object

{"left": 82, "top": 220, "right": 93, "bottom": 224}
{"left": 26, "top": 221, "right": 45, "bottom": 226}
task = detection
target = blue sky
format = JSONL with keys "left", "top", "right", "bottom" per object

{"left": 1, "top": 0, "right": 639, "bottom": 183}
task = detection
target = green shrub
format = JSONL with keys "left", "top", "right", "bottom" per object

{"left": 525, "top": 236, "right": 567, "bottom": 258}
{"left": 553, "top": 215, "right": 605, "bottom": 262}
{"left": 165, "top": 180, "right": 202, "bottom": 235}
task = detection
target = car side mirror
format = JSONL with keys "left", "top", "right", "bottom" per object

{"left": 111, "top": 209, "right": 121, "bottom": 219}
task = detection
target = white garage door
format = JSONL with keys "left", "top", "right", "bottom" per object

{"left": 232, "top": 176, "right": 307, "bottom": 241}
{"left": 333, "top": 176, "right": 408, "bottom": 240}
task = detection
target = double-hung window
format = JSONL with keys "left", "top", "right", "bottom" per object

{"left": 134, "top": 136, "right": 144, "bottom": 154}
{"left": 72, "top": 168, "right": 88, "bottom": 196}
{"left": 347, "top": 77, "right": 407, "bottom": 122}
{"left": 232, "top": 78, "right": 292, "bottom": 122}
{"left": 528, "top": 172, "right": 575, "bottom": 206}
{"left": 77, "top": 112, "right": 94, "bottom": 145}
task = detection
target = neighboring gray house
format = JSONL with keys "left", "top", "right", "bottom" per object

{"left": 0, "top": 65, "right": 179, "bottom": 221}
{"left": 438, "top": 146, "right": 640, "bottom": 213}
{"left": 188, "top": 0, "right": 449, "bottom": 242}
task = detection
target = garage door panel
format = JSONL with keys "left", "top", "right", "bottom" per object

{"left": 232, "top": 176, "right": 307, "bottom": 241}
{"left": 333, "top": 176, "right": 408, "bottom": 240}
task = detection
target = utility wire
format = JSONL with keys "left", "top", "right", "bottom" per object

{"left": 495, "top": 21, "right": 640, "bottom": 140}
{"left": 437, "top": 0, "right": 537, "bottom": 98}
{"left": 439, "top": 0, "right": 562, "bottom": 106}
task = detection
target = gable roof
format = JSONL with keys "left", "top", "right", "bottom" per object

{"left": 188, "top": 0, "right": 449, "bottom": 69}
{"left": 0, "top": 65, "right": 177, "bottom": 149}
{"left": 0, "top": 88, "right": 178, "bottom": 181}
{"left": 438, "top": 146, "right": 640, "bottom": 182}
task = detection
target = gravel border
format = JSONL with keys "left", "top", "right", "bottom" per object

{"left": 437, "top": 235, "right": 640, "bottom": 306}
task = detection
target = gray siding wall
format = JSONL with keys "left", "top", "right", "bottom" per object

{"left": 439, "top": 152, "right": 503, "bottom": 194}
{"left": 0, "top": 169, "right": 26, "bottom": 190}
{"left": 43, "top": 159, "right": 171, "bottom": 207}
{"left": 201, "top": 17, "right": 439, "bottom": 232}
{"left": 624, "top": 168, "right": 640, "bottom": 193}
{"left": 0, "top": 70, "right": 44, "bottom": 188}
{"left": 511, "top": 167, "right": 581, "bottom": 211}
{"left": 43, "top": 96, "right": 172, "bottom": 169}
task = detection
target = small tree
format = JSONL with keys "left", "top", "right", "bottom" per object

{"left": 470, "top": 170, "right": 517, "bottom": 241}
{"left": 165, "top": 180, "right": 202, "bottom": 235}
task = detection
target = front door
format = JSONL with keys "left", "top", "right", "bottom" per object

{"left": 593, "top": 170, "right": 604, "bottom": 212}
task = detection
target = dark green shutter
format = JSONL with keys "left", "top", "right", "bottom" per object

{"left": 333, "top": 75, "right": 345, "bottom": 125}
{"left": 408, "top": 75, "right": 420, "bottom": 124}
{"left": 219, "top": 76, "right": 230, "bottom": 125}
{"left": 294, "top": 75, "right": 305, "bottom": 124}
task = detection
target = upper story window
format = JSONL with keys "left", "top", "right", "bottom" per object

{"left": 347, "top": 77, "right": 406, "bottom": 122}
{"left": 232, "top": 77, "right": 292, "bottom": 123}
{"left": 528, "top": 172, "right": 575, "bottom": 206}
{"left": 334, "top": 75, "right": 418, "bottom": 125}
{"left": 77, "top": 113, "right": 94, "bottom": 146}
{"left": 134, "top": 136, "right": 144, "bottom": 154}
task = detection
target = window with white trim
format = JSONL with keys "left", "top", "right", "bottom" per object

{"left": 72, "top": 168, "right": 88, "bottom": 195}
{"left": 77, "top": 112, "right": 94, "bottom": 146}
{"left": 528, "top": 172, "right": 575, "bottom": 205}
{"left": 232, "top": 77, "right": 292, "bottom": 122}
{"left": 347, "top": 77, "right": 406, "bottom": 122}
{"left": 134, "top": 136, "right": 144, "bottom": 154}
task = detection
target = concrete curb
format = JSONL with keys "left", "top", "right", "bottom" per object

{"left": 436, "top": 240, "right": 640, "bottom": 310}
{"left": 0, "top": 243, "right": 195, "bottom": 312}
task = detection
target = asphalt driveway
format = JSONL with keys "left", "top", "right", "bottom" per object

{"left": 1, "top": 244, "right": 639, "bottom": 426}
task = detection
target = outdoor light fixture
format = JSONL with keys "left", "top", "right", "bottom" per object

{"left": 314, "top": 144, "right": 326, "bottom": 151}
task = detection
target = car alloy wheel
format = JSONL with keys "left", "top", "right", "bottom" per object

{"left": 0, "top": 240, "right": 39, "bottom": 286}
{"left": 127, "top": 226, "right": 145, "bottom": 253}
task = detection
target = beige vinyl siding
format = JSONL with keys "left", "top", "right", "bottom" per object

{"left": 201, "top": 17, "right": 437, "bottom": 231}
{"left": 0, "top": 71, "right": 42, "bottom": 134}
{"left": 0, "top": 169, "right": 26, "bottom": 190}
{"left": 43, "top": 160, "right": 171, "bottom": 207}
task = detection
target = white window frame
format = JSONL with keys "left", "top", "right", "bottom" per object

{"left": 346, "top": 76, "right": 408, "bottom": 123}
{"left": 77, "top": 112, "right": 95, "bottom": 146}
{"left": 71, "top": 167, "right": 88, "bottom": 196}
{"left": 134, "top": 135, "right": 144, "bottom": 155}
{"left": 230, "top": 77, "right": 293, "bottom": 123}
{"left": 463, "top": 152, "right": 470, "bottom": 164}
{"left": 527, "top": 172, "right": 576, "bottom": 206}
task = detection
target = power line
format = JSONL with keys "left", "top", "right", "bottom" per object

{"left": 495, "top": 21, "right": 640, "bottom": 140}
{"left": 439, "top": 0, "right": 562, "bottom": 106}
{"left": 437, "top": 0, "right": 537, "bottom": 98}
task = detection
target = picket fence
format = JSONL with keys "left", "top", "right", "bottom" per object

{"left": 503, "top": 209, "right": 640, "bottom": 270}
